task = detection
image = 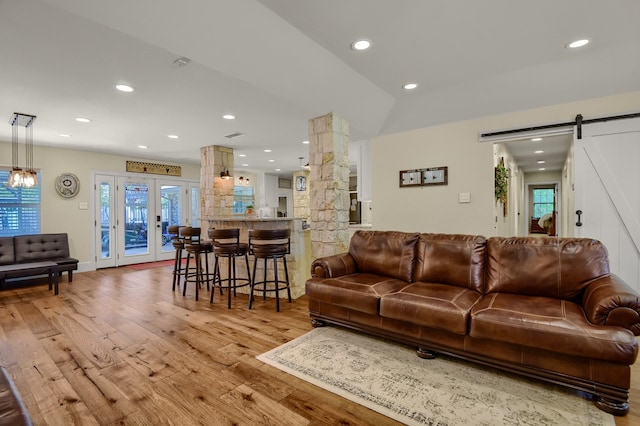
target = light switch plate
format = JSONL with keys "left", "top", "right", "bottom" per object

{"left": 459, "top": 192, "right": 471, "bottom": 203}
{"left": 78, "top": 202, "right": 88, "bottom": 210}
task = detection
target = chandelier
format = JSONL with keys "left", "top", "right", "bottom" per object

{"left": 9, "top": 112, "right": 38, "bottom": 188}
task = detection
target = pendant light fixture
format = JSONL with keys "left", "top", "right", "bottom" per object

{"left": 9, "top": 112, "right": 38, "bottom": 188}
{"left": 220, "top": 168, "right": 232, "bottom": 180}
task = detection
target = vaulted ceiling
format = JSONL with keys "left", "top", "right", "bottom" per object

{"left": 1, "top": 0, "right": 638, "bottom": 174}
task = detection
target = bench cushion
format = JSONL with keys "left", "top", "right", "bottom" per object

{"left": 0, "top": 237, "right": 15, "bottom": 265}
{"left": 0, "top": 261, "right": 57, "bottom": 280}
{"left": 14, "top": 234, "right": 71, "bottom": 262}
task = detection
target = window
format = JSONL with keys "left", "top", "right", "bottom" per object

{"left": 234, "top": 185, "right": 254, "bottom": 214}
{"left": 532, "top": 188, "right": 554, "bottom": 218}
{"left": 0, "top": 169, "right": 41, "bottom": 236}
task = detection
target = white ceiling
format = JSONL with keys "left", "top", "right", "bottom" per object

{"left": 1, "top": 0, "right": 639, "bottom": 175}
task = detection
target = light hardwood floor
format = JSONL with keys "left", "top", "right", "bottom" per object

{"left": 0, "top": 266, "right": 638, "bottom": 425}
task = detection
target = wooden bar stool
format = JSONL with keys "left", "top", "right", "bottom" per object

{"left": 209, "top": 228, "right": 251, "bottom": 308}
{"left": 180, "top": 227, "right": 213, "bottom": 301}
{"left": 248, "top": 228, "right": 291, "bottom": 312}
{"left": 168, "top": 225, "right": 186, "bottom": 291}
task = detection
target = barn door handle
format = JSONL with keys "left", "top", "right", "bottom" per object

{"left": 575, "top": 210, "right": 583, "bottom": 227}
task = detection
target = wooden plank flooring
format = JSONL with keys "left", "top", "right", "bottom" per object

{"left": 0, "top": 266, "right": 638, "bottom": 425}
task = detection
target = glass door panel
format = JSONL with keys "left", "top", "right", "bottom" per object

{"left": 118, "top": 177, "right": 155, "bottom": 265}
{"left": 156, "top": 181, "right": 185, "bottom": 258}
{"left": 95, "top": 174, "right": 116, "bottom": 269}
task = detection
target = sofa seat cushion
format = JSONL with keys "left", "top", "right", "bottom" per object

{"left": 380, "top": 283, "right": 483, "bottom": 334}
{"left": 306, "top": 273, "right": 410, "bottom": 314}
{"left": 470, "top": 293, "right": 638, "bottom": 364}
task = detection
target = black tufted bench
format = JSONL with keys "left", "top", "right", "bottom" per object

{"left": 0, "top": 233, "right": 78, "bottom": 293}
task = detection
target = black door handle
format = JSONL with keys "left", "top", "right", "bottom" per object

{"left": 576, "top": 210, "right": 583, "bottom": 227}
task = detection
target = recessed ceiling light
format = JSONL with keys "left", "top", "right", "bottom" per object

{"left": 115, "top": 84, "right": 135, "bottom": 92}
{"left": 537, "top": 160, "right": 546, "bottom": 164}
{"left": 269, "top": 159, "right": 275, "bottom": 162}
{"left": 351, "top": 39, "right": 371, "bottom": 51}
{"left": 275, "top": 168, "right": 281, "bottom": 171}
{"left": 239, "top": 154, "right": 247, "bottom": 157}
{"left": 167, "top": 134, "right": 179, "bottom": 139}
{"left": 59, "top": 134, "right": 71, "bottom": 138}
{"left": 402, "top": 82, "right": 418, "bottom": 90}
{"left": 566, "top": 39, "right": 590, "bottom": 49}
{"left": 539, "top": 168, "right": 546, "bottom": 171}
{"left": 534, "top": 150, "right": 544, "bottom": 154}
{"left": 75, "top": 117, "right": 91, "bottom": 123}
{"left": 531, "top": 137, "right": 542, "bottom": 142}
{"left": 264, "top": 149, "right": 272, "bottom": 153}
{"left": 242, "top": 163, "right": 249, "bottom": 167}
{"left": 223, "top": 114, "right": 236, "bottom": 120}
{"left": 137, "top": 145, "right": 148, "bottom": 150}
{"left": 302, "top": 140, "right": 309, "bottom": 144}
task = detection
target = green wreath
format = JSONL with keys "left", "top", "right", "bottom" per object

{"left": 494, "top": 159, "right": 509, "bottom": 204}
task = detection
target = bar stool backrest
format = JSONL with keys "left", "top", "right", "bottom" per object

{"left": 168, "top": 225, "right": 183, "bottom": 241}
{"left": 180, "top": 227, "right": 202, "bottom": 244}
{"left": 248, "top": 229, "right": 290, "bottom": 256}
{"left": 209, "top": 228, "right": 240, "bottom": 248}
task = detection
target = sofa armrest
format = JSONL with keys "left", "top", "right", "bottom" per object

{"left": 311, "top": 253, "right": 357, "bottom": 279}
{"left": 582, "top": 274, "right": 640, "bottom": 335}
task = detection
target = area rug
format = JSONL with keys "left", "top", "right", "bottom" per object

{"left": 257, "top": 327, "right": 614, "bottom": 426}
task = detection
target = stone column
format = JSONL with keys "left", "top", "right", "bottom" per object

{"left": 308, "top": 112, "right": 350, "bottom": 258}
{"left": 200, "top": 145, "right": 234, "bottom": 234}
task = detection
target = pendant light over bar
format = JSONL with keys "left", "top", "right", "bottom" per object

{"left": 9, "top": 112, "right": 38, "bottom": 188}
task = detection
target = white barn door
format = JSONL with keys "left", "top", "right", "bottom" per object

{"left": 573, "top": 117, "right": 640, "bottom": 291}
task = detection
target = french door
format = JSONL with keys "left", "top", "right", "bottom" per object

{"left": 95, "top": 174, "right": 199, "bottom": 268}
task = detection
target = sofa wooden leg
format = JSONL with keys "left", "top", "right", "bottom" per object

{"left": 417, "top": 347, "right": 437, "bottom": 359}
{"left": 311, "top": 319, "right": 326, "bottom": 328}
{"left": 594, "top": 396, "right": 629, "bottom": 416}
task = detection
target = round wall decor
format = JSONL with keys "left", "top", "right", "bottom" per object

{"left": 55, "top": 173, "right": 80, "bottom": 198}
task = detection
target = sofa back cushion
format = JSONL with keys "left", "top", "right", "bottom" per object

{"left": 414, "top": 233, "right": 487, "bottom": 292}
{"left": 14, "top": 233, "right": 71, "bottom": 262}
{"left": 0, "top": 237, "right": 15, "bottom": 265}
{"left": 486, "top": 237, "right": 610, "bottom": 299}
{"left": 349, "top": 230, "right": 419, "bottom": 282}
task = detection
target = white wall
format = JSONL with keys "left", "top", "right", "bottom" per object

{"left": 1, "top": 142, "right": 200, "bottom": 270}
{"left": 371, "top": 91, "right": 640, "bottom": 236}
{"left": 494, "top": 142, "right": 520, "bottom": 237}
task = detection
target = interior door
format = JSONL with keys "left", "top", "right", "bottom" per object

{"left": 573, "top": 117, "right": 640, "bottom": 291}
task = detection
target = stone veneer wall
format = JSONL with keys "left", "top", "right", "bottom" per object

{"left": 200, "top": 145, "right": 234, "bottom": 233}
{"left": 293, "top": 169, "right": 310, "bottom": 220}
{"left": 308, "top": 112, "right": 350, "bottom": 258}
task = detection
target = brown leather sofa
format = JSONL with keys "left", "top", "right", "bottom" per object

{"left": 306, "top": 230, "right": 640, "bottom": 415}
{"left": 0, "top": 367, "right": 32, "bottom": 425}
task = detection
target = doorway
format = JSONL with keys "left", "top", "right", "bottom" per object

{"left": 94, "top": 173, "right": 199, "bottom": 268}
{"left": 526, "top": 183, "right": 559, "bottom": 236}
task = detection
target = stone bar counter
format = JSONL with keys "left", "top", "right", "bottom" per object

{"left": 203, "top": 217, "right": 312, "bottom": 299}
